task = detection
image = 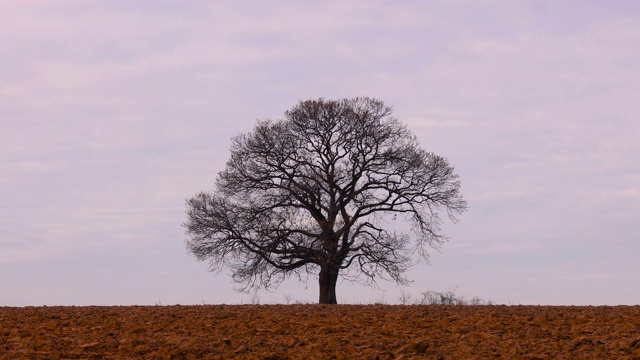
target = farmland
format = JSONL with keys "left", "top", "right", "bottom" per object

{"left": 2, "top": 305, "right": 640, "bottom": 359}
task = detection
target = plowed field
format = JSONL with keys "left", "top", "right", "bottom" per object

{"left": 2, "top": 305, "right": 640, "bottom": 359}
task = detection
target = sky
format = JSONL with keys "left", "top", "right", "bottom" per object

{"left": 1, "top": 0, "right": 639, "bottom": 306}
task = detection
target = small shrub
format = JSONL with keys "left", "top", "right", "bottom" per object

{"left": 397, "top": 289, "right": 413, "bottom": 305}
{"left": 283, "top": 294, "right": 293, "bottom": 305}
{"left": 416, "top": 288, "right": 493, "bottom": 306}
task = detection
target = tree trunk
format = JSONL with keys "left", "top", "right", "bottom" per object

{"left": 318, "top": 266, "right": 338, "bottom": 304}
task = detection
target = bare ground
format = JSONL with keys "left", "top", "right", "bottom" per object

{"left": 2, "top": 305, "right": 640, "bottom": 359}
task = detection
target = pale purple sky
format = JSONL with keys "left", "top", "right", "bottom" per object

{"left": 1, "top": 1, "right": 639, "bottom": 306}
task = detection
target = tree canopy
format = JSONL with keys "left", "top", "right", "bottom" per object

{"left": 184, "top": 97, "right": 467, "bottom": 304}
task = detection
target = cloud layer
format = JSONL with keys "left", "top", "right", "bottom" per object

{"left": 1, "top": 1, "right": 639, "bottom": 305}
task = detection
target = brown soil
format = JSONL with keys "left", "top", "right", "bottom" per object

{"left": 1, "top": 305, "right": 639, "bottom": 359}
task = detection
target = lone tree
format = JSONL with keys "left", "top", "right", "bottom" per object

{"left": 184, "top": 97, "right": 467, "bottom": 304}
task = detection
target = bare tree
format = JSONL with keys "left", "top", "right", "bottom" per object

{"left": 184, "top": 97, "right": 467, "bottom": 304}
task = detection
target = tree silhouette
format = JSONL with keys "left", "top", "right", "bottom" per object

{"left": 184, "top": 97, "right": 467, "bottom": 304}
